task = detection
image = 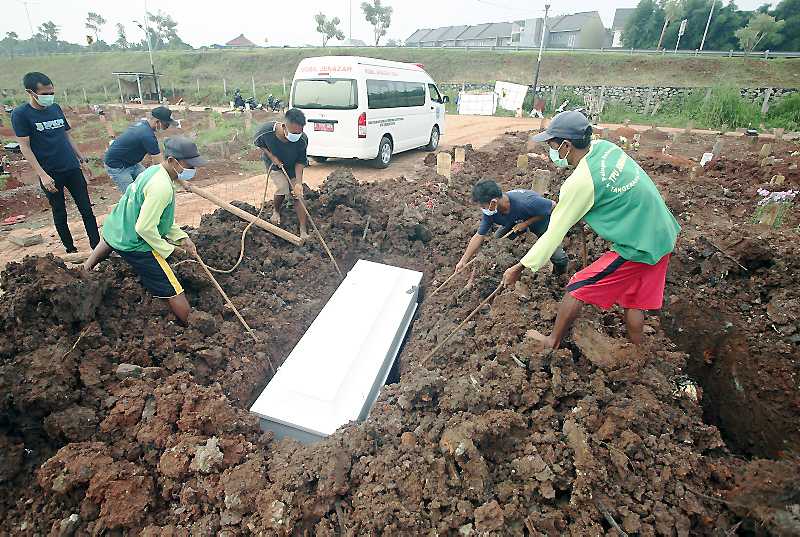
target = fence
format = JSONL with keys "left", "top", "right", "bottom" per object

{"left": 2, "top": 45, "right": 800, "bottom": 59}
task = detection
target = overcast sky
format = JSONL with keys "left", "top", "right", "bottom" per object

{"left": 2, "top": 0, "right": 776, "bottom": 48}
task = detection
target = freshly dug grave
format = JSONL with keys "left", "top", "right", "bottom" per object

{"left": 1, "top": 133, "right": 798, "bottom": 536}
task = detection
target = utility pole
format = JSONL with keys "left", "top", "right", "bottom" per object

{"left": 699, "top": 0, "right": 715, "bottom": 51}
{"left": 19, "top": 1, "right": 39, "bottom": 55}
{"left": 139, "top": 0, "right": 161, "bottom": 102}
{"left": 532, "top": 4, "right": 550, "bottom": 100}
{"left": 675, "top": 18, "right": 687, "bottom": 53}
{"left": 349, "top": 0, "right": 352, "bottom": 41}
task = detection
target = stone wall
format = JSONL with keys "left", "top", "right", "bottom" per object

{"left": 440, "top": 83, "right": 798, "bottom": 113}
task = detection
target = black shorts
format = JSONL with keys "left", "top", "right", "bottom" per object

{"left": 116, "top": 249, "right": 184, "bottom": 298}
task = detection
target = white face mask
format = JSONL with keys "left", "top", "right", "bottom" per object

{"left": 481, "top": 199, "right": 498, "bottom": 216}
{"left": 284, "top": 124, "right": 302, "bottom": 143}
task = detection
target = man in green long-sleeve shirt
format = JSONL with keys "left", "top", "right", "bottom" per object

{"left": 84, "top": 136, "right": 207, "bottom": 324}
{"left": 503, "top": 111, "right": 680, "bottom": 348}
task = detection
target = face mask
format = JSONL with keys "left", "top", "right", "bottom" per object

{"left": 549, "top": 142, "right": 570, "bottom": 168}
{"left": 32, "top": 92, "right": 55, "bottom": 107}
{"left": 481, "top": 200, "right": 498, "bottom": 216}
{"left": 171, "top": 161, "right": 197, "bottom": 180}
{"left": 284, "top": 124, "right": 302, "bottom": 143}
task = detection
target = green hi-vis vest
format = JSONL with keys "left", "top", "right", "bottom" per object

{"left": 584, "top": 140, "right": 680, "bottom": 264}
{"left": 102, "top": 165, "right": 177, "bottom": 253}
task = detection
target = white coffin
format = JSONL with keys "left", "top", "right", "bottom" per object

{"left": 250, "top": 260, "right": 422, "bottom": 443}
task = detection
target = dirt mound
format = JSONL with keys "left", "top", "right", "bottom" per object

{"left": 1, "top": 133, "right": 798, "bottom": 534}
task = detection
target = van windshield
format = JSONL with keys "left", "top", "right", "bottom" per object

{"left": 292, "top": 79, "right": 358, "bottom": 110}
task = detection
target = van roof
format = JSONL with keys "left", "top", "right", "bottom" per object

{"left": 297, "top": 56, "right": 425, "bottom": 72}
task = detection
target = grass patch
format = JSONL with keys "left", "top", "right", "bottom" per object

{"left": 767, "top": 93, "right": 800, "bottom": 131}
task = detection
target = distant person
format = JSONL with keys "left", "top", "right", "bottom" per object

{"left": 502, "top": 111, "right": 680, "bottom": 348}
{"left": 103, "top": 106, "right": 174, "bottom": 193}
{"left": 456, "top": 180, "right": 569, "bottom": 275}
{"left": 233, "top": 89, "right": 245, "bottom": 110}
{"left": 83, "top": 137, "right": 205, "bottom": 324}
{"left": 11, "top": 71, "right": 99, "bottom": 254}
{"left": 253, "top": 108, "right": 309, "bottom": 240}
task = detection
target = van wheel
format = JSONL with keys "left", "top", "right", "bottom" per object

{"left": 373, "top": 136, "right": 392, "bottom": 169}
{"left": 425, "top": 126, "right": 440, "bottom": 151}
{"left": 311, "top": 156, "right": 328, "bottom": 163}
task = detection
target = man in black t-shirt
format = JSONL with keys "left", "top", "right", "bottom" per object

{"left": 11, "top": 71, "right": 99, "bottom": 253}
{"left": 253, "top": 108, "right": 309, "bottom": 240}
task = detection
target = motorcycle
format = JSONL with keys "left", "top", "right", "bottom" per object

{"left": 266, "top": 94, "right": 283, "bottom": 112}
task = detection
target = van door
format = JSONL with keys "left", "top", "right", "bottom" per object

{"left": 291, "top": 78, "right": 359, "bottom": 158}
{"left": 400, "top": 81, "right": 430, "bottom": 149}
{"left": 428, "top": 83, "right": 446, "bottom": 137}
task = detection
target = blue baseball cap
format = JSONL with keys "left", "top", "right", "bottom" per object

{"left": 531, "top": 110, "right": 591, "bottom": 142}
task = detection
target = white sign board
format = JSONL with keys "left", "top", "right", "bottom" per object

{"left": 457, "top": 92, "right": 497, "bottom": 116}
{"left": 494, "top": 81, "right": 528, "bottom": 111}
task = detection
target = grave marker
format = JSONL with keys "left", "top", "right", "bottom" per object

{"left": 759, "top": 143, "right": 772, "bottom": 158}
{"left": 436, "top": 152, "right": 452, "bottom": 183}
{"left": 771, "top": 174, "right": 785, "bottom": 185}
{"left": 531, "top": 170, "right": 553, "bottom": 194}
{"left": 454, "top": 147, "right": 465, "bottom": 163}
{"left": 516, "top": 154, "right": 529, "bottom": 170}
{"left": 774, "top": 128, "right": 785, "bottom": 141}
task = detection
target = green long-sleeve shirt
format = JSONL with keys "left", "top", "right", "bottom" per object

{"left": 102, "top": 164, "right": 188, "bottom": 258}
{"left": 521, "top": 140, "right": 680, "bottom": 272}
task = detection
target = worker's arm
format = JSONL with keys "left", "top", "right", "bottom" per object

{"left": 512, "top": 215, "right": 546, "bottom": 234}
{"left": 503, "top": 171, "right": 595, "bottom": 286}
{"left": 292, "top": 162, "right": 305, "bottom": 198}
{"left": 254, "top": 129, "right": 283, "bottom": 168}
{"left": 456, "top": 233, "right": 486, "bottom": 272}
{"left": 519, "top": 173, "right": 594, "bottom": 272}
{"left": 16, "top": 136, "right": 57, "bottom": 192}
{"left": 134, "top": 179, "right": 182, "bottom": 258}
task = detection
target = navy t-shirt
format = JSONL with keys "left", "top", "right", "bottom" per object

{"left": 254, "top": 121, "right": 308, "bottom": 179}
{"left": 11, "top": 103, "right": 79, "bottom": 175}
{"left": 104, "top": 120, "right": 160, "bottom": 168}
{"left": 477, "top": 189, "right": 555, "bottom": 236}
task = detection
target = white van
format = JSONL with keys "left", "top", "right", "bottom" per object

{"left": 289, "top": 56, "right": 448, "bottom": 168}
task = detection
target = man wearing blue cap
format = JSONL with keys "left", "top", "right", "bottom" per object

{"left": 84, "top": 136, "right": 206, "bottom": 324}
{"left": 503, "top": 111, "right": 680, "bottom": 348}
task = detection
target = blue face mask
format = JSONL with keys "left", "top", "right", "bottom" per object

{"left": 549, "top": 142, "right": 570, "bottom": 168}
{"left": 32, "top": 92, "right": 55, "bottom": 107}
{"left": 172, "top": 161, "right": 197, "bottom": 180}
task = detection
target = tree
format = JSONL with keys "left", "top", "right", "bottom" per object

{"left": 735, "top": 13, "right": 785, "bottom": 53}
{"left": 38, "top": 21, "right": 60, "bottom": 42}
{"left": 85, "top": 12, "right": 106, "bottom": 45}
{"left": 656, "top": 0, "right": 683, "bottom": 50}
{"left": 144, "top": 10, "right": 190, "bottom": 50}
{"left": 361, "top": 0, "right": 392, "bottom": 46}
{"left": 623, "top": 0, "right": 665, "bottom": 48}
{"left": 1, "top": 31, "right": 19, "bottom": 57}
{"left": 314, "top": 13, "right": 345, "bottom": 47}
{"left": 385, "top": 38, "right": 402, "bottom": 46}
{"left": 115, "top": 23, "right": 129, "bottom": 49}
{"left": 771, "top": 0, "right": 800, "bottom": 51}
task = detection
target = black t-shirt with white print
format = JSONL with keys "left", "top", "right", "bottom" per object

{"left": 253, "top": 121, "right": 308, "bottom": 179}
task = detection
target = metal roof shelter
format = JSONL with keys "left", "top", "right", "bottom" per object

{"left": 112, "top": 71, "right": 163, "bottom": 104}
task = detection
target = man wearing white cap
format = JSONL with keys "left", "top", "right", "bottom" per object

{"left": 503, "top": 111, "right": 680, "bottom": 348}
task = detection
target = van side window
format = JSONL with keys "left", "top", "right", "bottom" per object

{"left": 367, "top": 80, "right": 426, "bottom": 109}
{"left": 428, "top": 84, "right": 442, "bottom": 103}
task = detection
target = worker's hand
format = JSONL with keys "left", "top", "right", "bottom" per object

{"left": 40, "top": 173, "right": 57, "bottom": 193}
{"left": 80, "top": 161, "right": 93, "bottom": 180}
{"left": 502, "top": 263, "right": 524, "bottom": 288}
{"left": 181, "top": 238, "right": 197, "bottom": 258}
{"left": 291, "top": 182, "right": 303, "bottom": 199}
{"left": 454, "top": 259, "right": 467, "bottom": 273}
{"left": 512, "top": 222, "right": 529, "bottom": 234}
{"left": 270, "top": 155, "right": 284, "bottom": 169}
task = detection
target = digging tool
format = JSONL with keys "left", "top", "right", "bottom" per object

{"left": 706, "top": 238, "right": 748, "bottom": 272}
{"left": 580, "top": 225, "right": 588, "bottom": 268}
{"left": 193, "top": 250, "right": 266, "bottom": 353}
{"left": 277, "top": 166, "right": 343, "bottom": 278}
{"left": 424, "top": 283, "right": 504, "bottom": 363}
{"left": 177, "top": 180, "right": 302, "bottom": 246}
{"left": 430, "top": 257, "right": 478, "bottom": 297}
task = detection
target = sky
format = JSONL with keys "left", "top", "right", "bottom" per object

{"left": 2, "top": 0, "right": 776, "bottom": 48}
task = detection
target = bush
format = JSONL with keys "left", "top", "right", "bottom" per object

{"left": 767, "top": 93, "right": 800, "bottom": 131}
{"left": 682, "top": 85, "right": 760, "bottom": 130}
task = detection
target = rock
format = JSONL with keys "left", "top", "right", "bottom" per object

{"left": 115, "top": 363, "right": 143, "bottom": 379}
{"left": 400, "top": 431, "right": 417, "bottom": 449}
{"left": 188, "top": 310, "right": 217, "bottom": 336}
{"left": 190, "top": 436, "right": 224, "bottom": 474}
{"left": 474, "top": 500, "right": 504, "bottom": 532}
{"left": 458, "top": 523, "right": 474, "bottom": 536}
{"left": 52, "top": 514, "right": 80, "bottom": 537}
